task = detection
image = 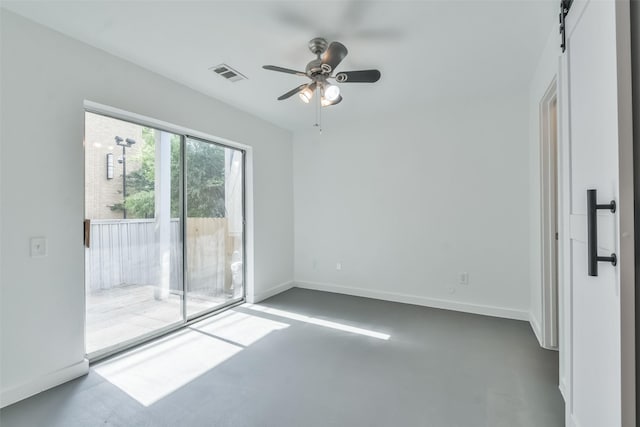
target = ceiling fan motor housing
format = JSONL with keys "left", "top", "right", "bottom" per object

{"left": 306, "top": 58, "right": 328, "bottom": 78}
{"left": 308, "top": 37, "right": 328, "bottom": 56}
{"left": 305, "top": 59, "right": 322, "bottom": 78}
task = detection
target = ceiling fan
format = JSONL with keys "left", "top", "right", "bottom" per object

{"left": 263, "top": 37, "right": 381, "bottom": 107}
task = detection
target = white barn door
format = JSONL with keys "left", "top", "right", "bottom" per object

{"left": 561, "top": 0, "right": 635, "bottom": 426}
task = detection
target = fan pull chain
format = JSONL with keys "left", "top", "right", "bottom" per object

{"left": 314, "top": 86, "right": 322, "bottom": 133}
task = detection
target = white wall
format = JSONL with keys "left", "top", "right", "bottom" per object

{"left": 293, "top": 93, "right": 530, "bottom": 319}
{"left": 0, "top": 10, "right": 293, "bottom": 406}
{"left": 528, "top": 25, "right": 561, "bottom": 346}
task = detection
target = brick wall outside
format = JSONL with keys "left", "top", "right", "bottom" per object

{"left": 84, "top": 112, "right": 145, "bottom": 219}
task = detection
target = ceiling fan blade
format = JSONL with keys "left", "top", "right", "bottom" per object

{"left": 335, "top": 69, "right": 381, "bottom": 83}
{"left": 321, "top": 42, "right": 348, "bottom": 73}
{"left": 277, "top": 84, "right": 308, "bottom": 100}
{"left": 263, "top": 65, "right": 306, "bottom": 76}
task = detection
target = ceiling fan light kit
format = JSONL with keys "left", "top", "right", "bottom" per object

{"left": 323, "top": 84, "right": 340, "bottom": 101}
{"left": 263, "top": 37, "right": 381, "bottom": 130}
{"left": 298, "top": 82, "right": 317, "bottom": 103}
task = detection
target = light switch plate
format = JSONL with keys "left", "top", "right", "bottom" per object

{"left": 30, "top": 237, "right": 47, "bottom": 257}
{"left": 459, "top": 272, "right": 469, "bottom": 285}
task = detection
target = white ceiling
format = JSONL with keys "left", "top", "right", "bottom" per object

{"left": 2, "top": 0, "right": 557, "bottom": 132}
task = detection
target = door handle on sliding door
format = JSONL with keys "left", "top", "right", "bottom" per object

{"left": 587, "top": 189, "right": 616, "bottom": 276}
{"left": 84, "top": 219, "right": 91, "bottom": 249}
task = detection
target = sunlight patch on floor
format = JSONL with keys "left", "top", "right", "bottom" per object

{"left": 244, "top": 304, "right": 391, "bottom": 340}
{"left": 94, "top": 310, "right": 290, "bottom": 406}
{"left": 191, "top": 310, "right": 290, "bottom": 346}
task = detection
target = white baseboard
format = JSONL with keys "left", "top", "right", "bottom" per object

{"left": 0, "top": 358, "right": 89, "bottom": 408}
{"left": 529, "top": 312, "right": 544, "bottom": 346}
{"left": 559, "top": 379, "right": 568, "bottom": 402}
{"left": 529, "top": 312, "right": 559, "bottom": 350}
{"left": 251, "top": 280, "right": 294, "bottom": 303}
{"left": 294, "top": 281, "right": 529, "bottom": 321}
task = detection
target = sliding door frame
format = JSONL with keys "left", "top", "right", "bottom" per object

{"left": 184, "top": 134, "right": 246, "bottom": 321}
{"left": 84, "top": 102, "right": 249, "bottom": 363}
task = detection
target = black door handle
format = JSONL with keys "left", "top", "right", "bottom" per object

{"left": 587, "top": 189, "right": 617, "bottom": 276}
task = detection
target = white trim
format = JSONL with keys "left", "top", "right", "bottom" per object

{"left": 243, "top": 149, "right": 255, "bottom": 308}
{"left": 83, "top": 100, "right": 251, "bottom": 152}
{"left": 559, "top": 379, "right": 568, "bottom": 402}
{"left": 250, "top": 281, "right": 294, "bottom": 303}
{"left": 0, "top": 359, "right": 89, "bottom": 408}
{"left": 529, "top": 311, "right": 544, "bottom": 347}
{"left": 295, "top": 281, "right": 529, "bottom": 321}
{"left": 558, "top": 24, "right": 572, "bottom": 418}
{"left": 539, "top": 78, "right": 560, "bottom": 351}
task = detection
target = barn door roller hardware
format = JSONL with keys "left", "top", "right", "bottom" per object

{"left": 559, "top": 0, "right": 573, "bottom": 52}
{"left": 587, "top": 189, "right": 617, "bottom": 277}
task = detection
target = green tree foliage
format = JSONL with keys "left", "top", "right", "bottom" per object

{"left": 184, "top": 138, "right": 225, "bottom": 218}
{"left": 112, "top": 128, "right": 226, "bottom": 218}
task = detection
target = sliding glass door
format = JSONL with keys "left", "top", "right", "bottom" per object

{"left": 84, "top": 112, "right": 245, "bottom": 358}
{"left": 185, "top": 137, "right": 244, "bottom": 318}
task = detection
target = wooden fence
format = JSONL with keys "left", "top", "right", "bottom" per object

{"left": 86, "top": 218, "right": 234, "bottom": 297}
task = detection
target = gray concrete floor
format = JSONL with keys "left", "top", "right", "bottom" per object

{"left": 0, "top": 288, "right": 564, "bottom": 427}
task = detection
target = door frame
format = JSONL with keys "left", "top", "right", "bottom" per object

{"left": 558, "top": 0, "right": 636, "bottom": 424}
{"left": 539, "top": 78, "right": 560, "bottom": 350}
{"left": 183, "top": 134, "right": 247, "bottom": 322}
{"left": 630, "top": 0, "right": 639, "bottom": 416}
{"left": 83, "top": 100, "right": 254, "bottom": 362}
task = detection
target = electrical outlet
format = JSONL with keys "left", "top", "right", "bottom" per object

{"left": 336, "top": 262, "right": 342, "bottom": 271}
{"left": 312, "top": 259, "right": 318, "bottom": 269}
{"left": 30, "top": 237, "right": 47, "bottom": 257}
{"left": 459, "top": 272, "right": 469, "bottom": 285}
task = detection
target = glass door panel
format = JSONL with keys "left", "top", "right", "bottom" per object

{"left": 185, "top": 137, "right": 244, "bottom": 318}
{"left": 84, "top": 112, "right": 183, "bottom": 356}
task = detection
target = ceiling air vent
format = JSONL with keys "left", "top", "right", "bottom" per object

{"left": 210, "top": 64, "right": 247, "bottom": 82}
